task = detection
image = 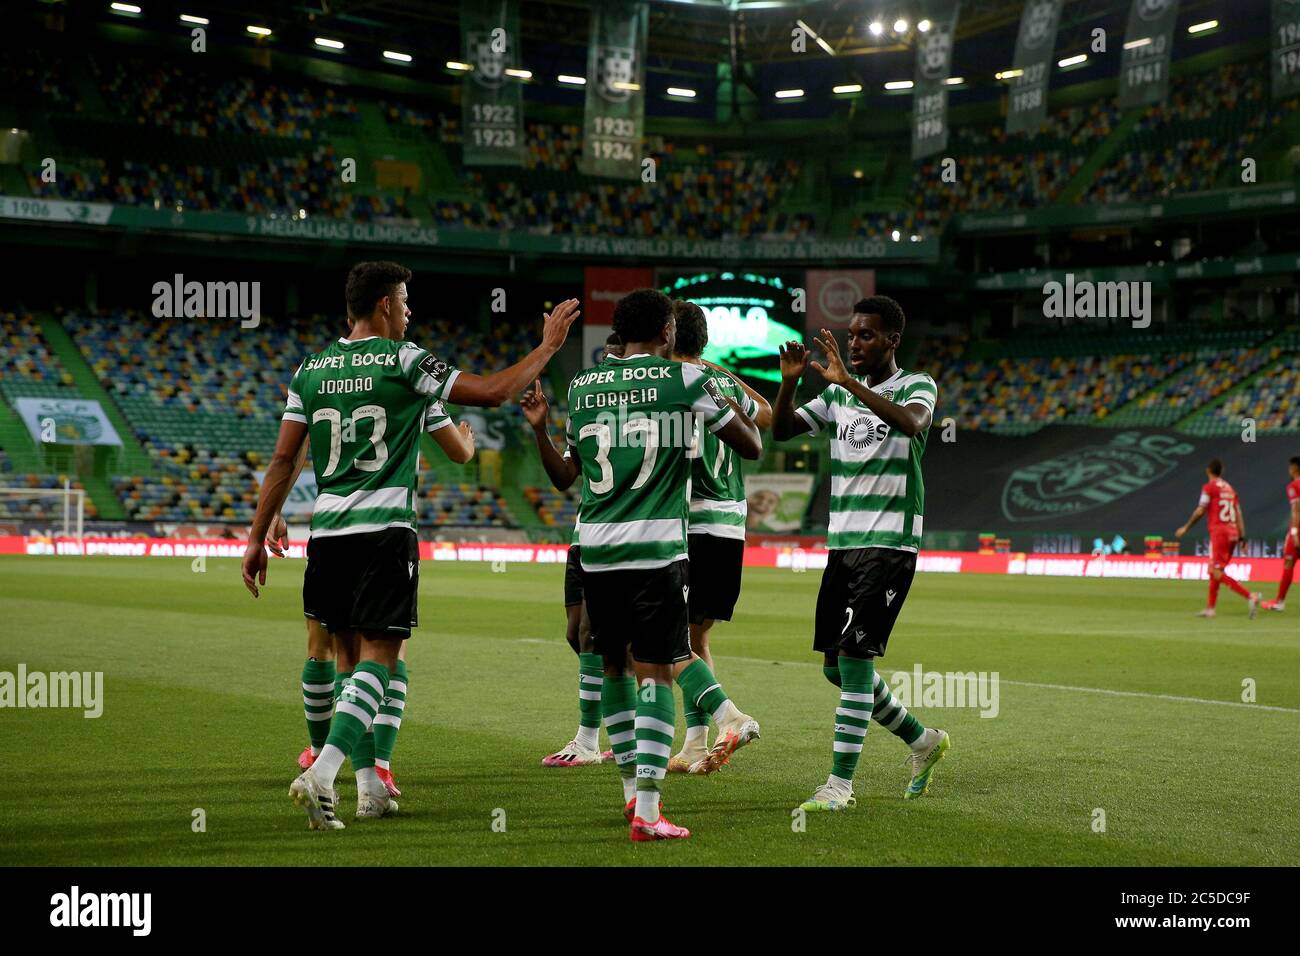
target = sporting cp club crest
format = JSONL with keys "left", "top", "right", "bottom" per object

{"left": 918, "top": 22, "right": 954, "bottom": 81}
{"left": 1137, "top": 0, "right": 1175, "bottom": 22}
{"left": 596, "top": 45, "right": 637, "bottom": 102}
{"left": 468, "top": 31, "right": 506, "bottom": 89}
{"left": 1000, "top": 432, "right": 1192, "bottom": 522}
{"left": 1019, "top": 1, "right": 1057, "bottom": 51}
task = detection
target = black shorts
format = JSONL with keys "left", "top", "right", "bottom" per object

{"left": 687, "top": 533, "right": 744, "bottom": 625}
{"left": 584, "top": 559, "right": 691, "bottom": 666}
{"left": 303, "top": 528, "right": 419, "bottom": 638}
{"left": 564, "top": 544, "right": 584, "bottom": 607}
{"left": 814, "top": 547, "right": 917, "bottom": 660}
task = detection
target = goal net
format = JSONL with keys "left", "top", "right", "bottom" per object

{"left": 0, "top": 483, "right": 86, "bottom": 539}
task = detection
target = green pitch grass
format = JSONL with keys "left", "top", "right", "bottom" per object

{"left": 0, "top": 554, "right": 1296, "bottom": 866}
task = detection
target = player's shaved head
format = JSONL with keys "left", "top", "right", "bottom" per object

{"left": 1208, "top": 458, "right": 1223, "bottom": 477}
{"left": 672, "top": 300, "right": 708, "bottom": 359}
{"left": 346, "top": 261, "right": 412, "bottom": 321}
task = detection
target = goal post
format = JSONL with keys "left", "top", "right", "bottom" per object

{"left": 0, "top": 480, "right": 86, "bottom": 540}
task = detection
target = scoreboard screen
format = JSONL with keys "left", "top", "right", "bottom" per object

{"left": 658, "top": 270, "right": 803, "bottom": 381}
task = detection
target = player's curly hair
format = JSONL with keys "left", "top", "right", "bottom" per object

{"left": 854, "top": 295, "right": 905, "bottom": 337}
{"left": 612, "top": 289, "right": 672, "bottom": 345}
{"left": 346, "top": 261, "right": 412, "bottom": 320}
{"left": 672, "top": 300, "right": 708, "bottom": 359}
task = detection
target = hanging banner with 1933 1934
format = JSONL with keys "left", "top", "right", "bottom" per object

{"left": 460, "top": 0, "right": 525, "bottom": 166}
{"left": 1118, "top": 0, "right": 1181, "bottom": 109}
{"left": 1272, "top": 0, "right": 1300, "bottom": 98}
{"left": 911, "top": 0, "right": 961, "bottom": 160}
{"left": 580, "top": 0, "right": 648, "bottom": 179}
{"left": 1006, "top": 0, "right": 1063, "bottom": 135}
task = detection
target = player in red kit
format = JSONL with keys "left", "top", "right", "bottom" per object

{"left": 1261, "top": 455, "right": 1300, "bottom": 612}
{"left": 1175, "top": 458, "right": 1260, "bottom": 619}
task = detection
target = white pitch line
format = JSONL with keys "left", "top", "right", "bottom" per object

{"left": 512, "top": 639, "right": 1300, "bottom": 714}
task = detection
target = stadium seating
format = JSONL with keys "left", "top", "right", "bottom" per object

{"left": 922, "top": 326, "right": 1296, "bottom": 435}
{"left": 524, "top": 485, "right": 580, "bottom": 530}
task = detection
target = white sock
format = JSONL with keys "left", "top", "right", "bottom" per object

{"left": 621, "top": 776, "right": 637, "bottom": 803}
{"left": 828, "top": 773, "right": 853, "bottom": 793}
{"left": 635, "top": 789, "right": 660, "bottom": 822}
{"left": 313, "top": 744, "right": 346, "bottom": 790}
{"left": 576, "top": 724, "right": 599, "bottom": 751}
{"left": 911, "top": 728, "right": 938, "bottom": 753}
{"left": 375, "top": 758, "right": 390, "bottom": 771}
{"left": 356, "top": 766, "right": 381, "bottom": 792}
{"left": 309, "top": 745, "right": 321, "bottom": 757}
{"left": 711, "top": 698, "right": 742, "bottom": 728}
{"left": 684, "top": 724, "right": 708, "bottom": 749}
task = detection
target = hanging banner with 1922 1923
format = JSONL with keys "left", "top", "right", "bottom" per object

{"left": 460, "top": 0, "right": 525, "bottom": 166}
{"left": 580, "top": 0, "right": 648, "bottom": 180}
{"left": 1272, "top": 0, "right": 1300, "bottom": 99}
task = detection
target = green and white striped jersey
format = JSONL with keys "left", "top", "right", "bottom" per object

{"left": 282, "top": 335, "right": 459, "bottom": 538}
{"left": 566, "top": 352, "right": 735, "bottom": 572}
{"left": 688, "top": 365, "right": 758, "bottom": 540}
{"left": 794, "top": 368, "right": 936, "bottom": 552}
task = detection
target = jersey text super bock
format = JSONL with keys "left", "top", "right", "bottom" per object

{"left": 566, "top": 353, "right": 734, "bottom": 572}
{"left": 795, "top": 368, "right": 936, "bottom": 552}
{"left": 282, "top": 336, "right": 458, "bottom": 538}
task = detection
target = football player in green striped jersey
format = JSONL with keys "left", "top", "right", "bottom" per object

{"left": 566, "top": 289, "right": 764, "bottom": 840}
{"left": 273, "top": 400, "right": 475, "bottom": 799}
{"left": 772, "top": 296, "right": 950, "bottom": 812}
{"left": 525, "top": 332, "right": 622, "bottom": 768}
{"left": 243, "top": 260, "right": 580, "bottom": 830}
{"left": 666, "top": 300, "right": 773, "bottom": 773}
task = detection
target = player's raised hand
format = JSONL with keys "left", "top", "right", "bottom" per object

{"left": 266, "top": 513, "right": 289, "bottom": 557}
{"left": 810, "top": 329, "right": 850, "bottom": 385}
{"left": 541, "top": 298, "right": 581, "bottom": 352}
{"left": 520, "top": 379, "right": 551, "bottom": 428}
{"left": 242, "top": 540, "right": 268, "bottom": 597}
{"left": 457, "top": 419, "right": 476, "bottom": 452}
{"left": 778, "top": 340, "right": 810, "bottom": 381}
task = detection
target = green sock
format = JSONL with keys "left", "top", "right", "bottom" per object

{"left": 601, "top": 676, "right": 638, "bottom": 783}
{"left": 872, "top": 670, "right": 925, "bottom": 745}
{"left": 325, "top": 661, "right": 390, "bottom": 759}
{"left": 675, "top": 659, "right": 729, "bottom": 724}
{"left": 830, "top": 656, "right": 874, "bottom": 784}
{"left": 635, "top": 681, "right": 675, "bottom": 813}
{"left": 822, "top": 665, "right": 842, "bottom": 687}
{"left": 352, "top": 727, "right": 376, "bottom": 770}
{"left": 334, "top": 670, "right": 350, "bottom": 705}
{"left": 302, "top": 659, "right": 335, "bottom": 751}
{"left": 373, "top": 659, "right": 408, "bottom": 768}
{"left": 578, "top": 652, "right": 603, "bottom": 732}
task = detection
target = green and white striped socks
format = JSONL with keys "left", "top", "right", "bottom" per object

{"left": 829, "top": 656, "right": 874, "bottom": 788}
{"left": 676, "top": 658, "right": 740, "bottom": 728}
{"left": 313, "top": 661, "right": 390, "bottom": 791}
{"left": 576, "top": 652, "right": 603, "bottom": 750}
{"left": 602, "top": 675, "right": 638, "bottom": 803}
{"left": 373, "top": 659, "right": 408, "bottom": 769}
{"left": 823, "top": 663, "right": 927, "bottom": 748}
{"left": 301, "top": 659, "right": 335, "bottom": 755}
{"left": 635, "top": 682, "right": 675, "bottom": 822}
